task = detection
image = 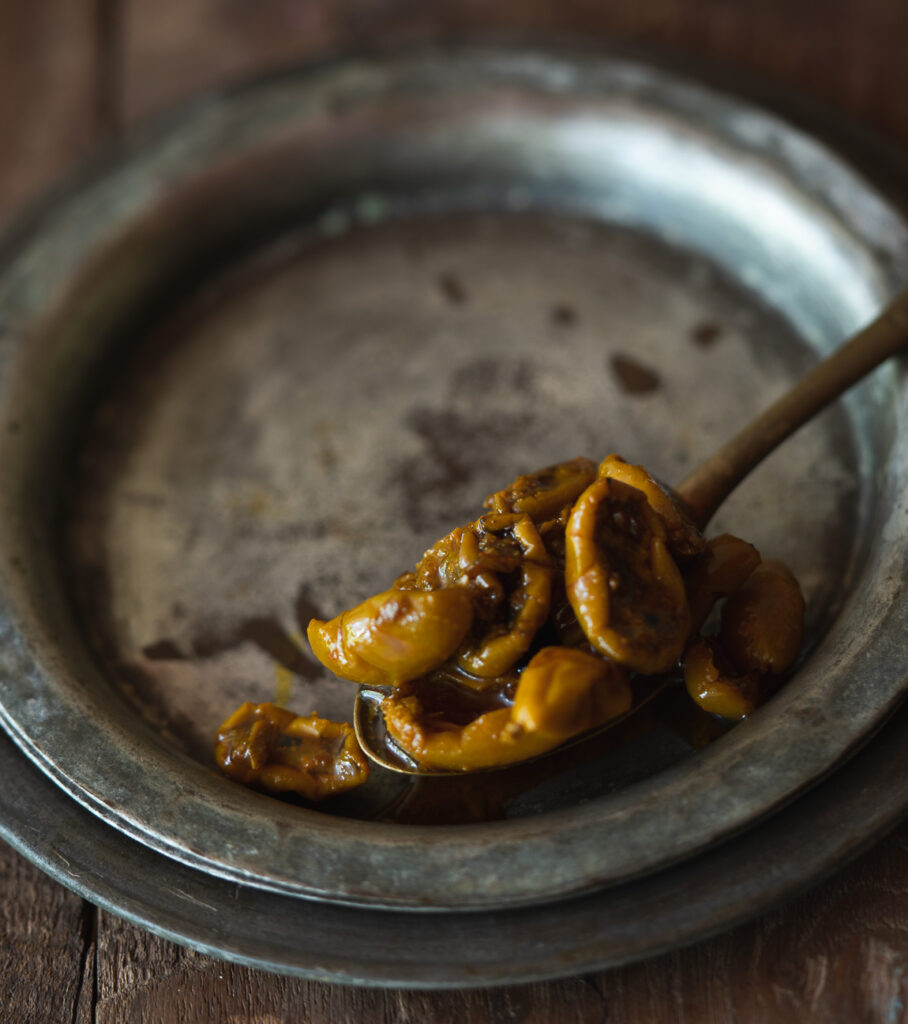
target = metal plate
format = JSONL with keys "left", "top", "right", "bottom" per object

{"left": 3, "top": 695, "right": 908, "bottom": 987}
{"left": 0, "top": 49, "right": 907, "bottom": 911}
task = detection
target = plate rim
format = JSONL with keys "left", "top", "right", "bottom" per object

{"left": 3, "top": 695, "right": 908, "bottom": 987}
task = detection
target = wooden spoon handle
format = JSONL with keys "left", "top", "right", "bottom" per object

{"left": 677, "top": 288, "right": 908, "bottom": 530}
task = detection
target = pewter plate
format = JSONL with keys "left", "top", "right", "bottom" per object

{"left": 0, "top": 49, "right": 906, "bottom": 911}
{"left": 3, "top": 697, "right": 908, "bottom": 987}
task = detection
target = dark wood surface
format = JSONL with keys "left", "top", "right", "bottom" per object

{"left": 3, "top": 2, "right": 908, "bottom": 1020}
{"left": 5, "top": 827, "right": 908, "bottom": 1022}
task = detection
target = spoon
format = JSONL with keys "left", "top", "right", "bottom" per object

{"left": 355, "top": 287, "right": 908, "bottom": 774}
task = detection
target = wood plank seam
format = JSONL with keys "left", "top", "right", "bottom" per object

{"left": 72, "top": 902, "right": 98, "bottom": 1024}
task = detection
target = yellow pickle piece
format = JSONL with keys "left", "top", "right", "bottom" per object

{"left": 565, "top": 476, "right": 691, "bottom": 674}
{"left": 455, "top": 513, "right": 555, "bottom": 678}
{"left": 683, "top": 638, "right": 760, "bottom": 721}
{"left": 511, "top": 647, "right": 631, "bottom": 738}
{"left": 308, "top": 586, "right": 474, "bottom": 686}
{"left": 720, "top": 559, "right": 805, "bottom": 675}
{"left": 381, "top": 647, "right": 632, "bottom": 771}
{"left": 215, "top": 701, "right": 370, "bottom": 799}
{"left": 484, "top": 456, "right": 598, "bottom": 523}
{"left": 598, "top": 454, "right": 705, "bottom": 559}
{"left": 684, "top": 533, "right": 762, "bottom": 634}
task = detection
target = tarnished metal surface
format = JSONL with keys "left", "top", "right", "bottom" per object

{"left": 0, "top": 50, "right": 906, "bottom": 911}
{"left": 4, "top": 697, "right": 908, "bottom": 986}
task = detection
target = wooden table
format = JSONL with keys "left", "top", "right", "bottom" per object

{"left": 3, "top": 3, "right": 908, "bottom": 1020}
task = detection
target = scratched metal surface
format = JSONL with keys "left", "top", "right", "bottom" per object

{"left": 0, "top": 50, "right": 906, "bottom": 913}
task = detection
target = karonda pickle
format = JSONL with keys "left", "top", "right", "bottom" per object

{"left": 214, "top": 702, "right": 369, "bottom": 799}
{"left": 565, "top": 476, "right": 690, "bottom": 674}
{"left": 684, "top": 533, "right": 762, "bottom": 635}
{"left": 598, "top": 454, "right": 705, "bottom": 560}
{"left": 683, "top": 638, "right": 760, "bottom": 721}
{"left": 720, "top": 560, "right": 805, "bottom": 675}
{"left": 683, "top": 552, "right": 805, "bottom": 721}
{"left": 307, "top": 587, "right": 474, "bottom": 686}
{"left": 454, "top": 514, "right": 555, "bottom": 678}
{"left": 484, "top": 456, "right": 598, "bottom": 523}
{"left": 216, "top": 455, "right": 806, "bottom": 789}
{"left": 381, "top": 647, "right": 632, "bottom": 771}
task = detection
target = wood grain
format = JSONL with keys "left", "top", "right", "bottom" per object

{"left": 121, "top": 0, "right": 908, "bottom": 148}
{"left": 0, "top": 842, "right": 93, "bottom": 1024}
{"left": 27, "top": 814, "right": 898, "bottom": 1022}
{"left": 0, "top": 0, "right": 106, "bottom": 226}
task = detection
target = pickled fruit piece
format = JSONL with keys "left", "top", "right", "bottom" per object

{"left": 455, "top": 557, "right": 552, "bottom": 677}
{"left": 382, "top": 647, "right": 631, "bottom": 771}
{"left": 215, "top": 701, "right": 369, "bottom": 799}
{"left": 396, "top": 512, "right": 555, "bottom": 679}
{"left": 537, "top": 505, "right": 571, "bottom": 570}
{"left": 565, "top": 477, "right": 690, "bottom": 673}
{"left": 536, "top": 507, "right": 588, "bottom": 646}
{"left": 400, "top": 524, "right": 467, "bottom": 591}
{"left": 598, "top": 454, "right": 705, "bottom": 559}
{"left": 308, "top": 587, "right": 474, "bottom": 686}
{"left": 684, "top": 533, "right": 762, "bottom": 634}
{"left": 456, "top": 514, "right": 554, "bottom": 678}
{"left": 306, "top": 612, "right": 386, "bottom": 687}
{"left": 511, "top": 647, "right": 631, "bottom": 737}
{"left": 720, "top": 560, "right": 805, "bottom": 675}
{"left": 683, "top": 639, "right": 760, "bottom": 720}
{"left": 410, "top": 509, "right": 549, "bottom": 583}
{"left": 484, "top": 456, "right": 598, "bottom": 523}
{"left": 381, "top": 700, "right": 556, "bottom": 773}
